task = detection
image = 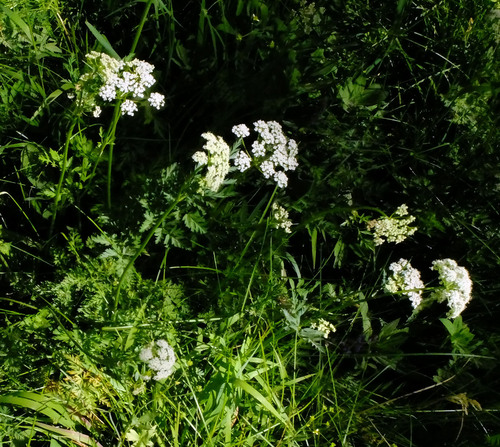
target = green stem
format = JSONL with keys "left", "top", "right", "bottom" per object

{"left": 111, "top": 192, "right": 186, "bottom": 319}
{"left": 234, "top": 186, "right": 278, "bottom": 269}
{"left": 105, "top": 103, "right": 121, "bottom": 209}
{"left": 130, "top": 0, "right": 154, "bottom": 55}
{"left": 107, "top": 144, "right": 114, "bottom": 209}
{"left": 50, "top": 120, "right": 77, "bottom": 235}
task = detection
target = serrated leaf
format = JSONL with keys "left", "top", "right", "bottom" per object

{"left": 182, "top": 212, "right": 207, "bottom": 233}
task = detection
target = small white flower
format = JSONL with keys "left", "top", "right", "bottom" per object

{"left": 121, "top": 99, "right": 138, "bottom": 116}
{"left": 273, "top": 171, "right": 288, "bottom": 188}
{"left": 99, "top": 83, "right": 117, "bottom": 102}
{"left": 367, "top": 204, "right": 417, "bottom": 245}
{"left": 260, "top": 160, "right": 275, "bottom": 178}
{"left": 234, "top": 151, "right": 251, "bottom": 172}
{"left": 251, "top": 140, "right": 266, "bottom": 157}
{"left": 271, "top": 202, "right": 292, "bottom": 233}
{"left": 192, "top": 151, "right": 208, "bottom": 165}
{"left": 385, "top": 259, "right": 424, "bottom": 309}
{"left": 311, "top": 319, "right": 337, "bottom": 338}
{"left": 232, "top": 124, "right": 250, "bottom": 138}
{"left": 195, "top": 132, "right": 231, "bottom": 192}
{"left": 92, "top": 106, "right": 102, "bottom": 118}
{"left": 431, "top": 259, "right": 472, "bottom": 318}
{"left": 148, "top": 92, "right": 165, "bottom": 109}
{"left": 76, "top": 52, "right": 164, "bottom": 115}
{"left": 139, "top": 347, "right": 153, "bottom": 362}
{"left": 140, "top": 339, "right": 176, "bottom": 381}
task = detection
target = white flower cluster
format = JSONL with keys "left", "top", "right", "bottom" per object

{"left": 192, "top": 132, "right": 230, "bottom": 193}
{"left": 431, "top": 259, "right": 473, "bottom": 319}
{"left": 233, "top": 120, "right": 298, "bottom": 188}
{"left": 385, "top": 257, "right": 473, "bottom": 318}
{"left": 232, "top": 124, "right": 250, "bottom": 139}
{"left": 385, "top": 258, "right": 425, "bottom": 309}
{"left": 139, "top": 339, "right": 176, "bottom": 381}
{"left": 311, "top": 319, "right": 336, "bottom": 338}
{"left": 367, "top": 204, "right": 417, "bottom": 245}
{"left": 77, "top": 51, "right": 165, "bottom": 117}
{"left": 271, "top": 202, "right": 293, "bottom": 233}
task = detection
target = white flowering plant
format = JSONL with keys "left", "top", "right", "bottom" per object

{"left": 1, "top": 1, "right": 497, "bottom": 446}
{"left": 385, "top": 258, "right": 425, "bottom": 310}
{"left": 232, "top": 120, "right": 299, "bottom": 189}
{"left": 384, "top": 257, "right": 473, "bottom": 320}
{"left": 431, "top": 259, "right": 473, "bottom": 319}
{"left": 74, "top": 51, "right": 165, "bottom": 117}
{"left": 366, "top": 204, "right": 417, "bottom": 246}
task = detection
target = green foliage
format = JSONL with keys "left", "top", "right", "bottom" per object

{"left": 0, "top": 0, "right": 499, "bottom": 445}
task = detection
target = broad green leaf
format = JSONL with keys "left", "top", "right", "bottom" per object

{"left": 1, "top": 6, "right": 32, "bottom": 41}
{"left": 0, "top": 392, "right": 74, "bottom": 428}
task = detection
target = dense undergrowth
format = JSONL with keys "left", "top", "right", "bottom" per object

{"left": 0, "top": 0, "right": 499, "bottom": 446}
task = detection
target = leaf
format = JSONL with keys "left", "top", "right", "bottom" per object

{"left": 359, "top": 295, "right": 372, "bottom": 339}
{"left": 31, "top": 88, "right": 65, "bottom": 121}
{"left": 34, "top": 422, "right": 103, "bottom": 447}
{"left": 0, "top": 392, "right": 75, "bottom": 428}
{"left": 234, "top": 379, "right": 290, "bottom": 429}
{"left": 85, "top": 21, "right": 120, "bottom": 59}
{"left": 308, "top": 226, "right": 317, "bottom": 269}
{"left": 1, "top": 6, "right": 32, "bottom": 41}
{"left": 182, "top": 212, "right": 207, "bottom": 233}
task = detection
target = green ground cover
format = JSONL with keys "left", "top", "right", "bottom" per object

{"left": 0, "top": 0, "right": 499, "bottom": 445}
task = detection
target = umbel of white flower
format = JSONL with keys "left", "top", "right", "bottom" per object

{"left": 271, "top": 202, "right": 293, "bottom": 233}
{"left": 76, "top": 51, "right": 165, "bottom": 117}
{"left": 192, "top": 132, "right": 231, "bottom": 193}
{"left": 311, "top": 319, "right": 336, "bottom": 338}
{"left": 431, "top": 259, "right": 472, "bottom": 319}
{"left": 139, "top": 339, "right": 176, "bottom": 381}
{"left": 233, "top": 120, "right": 298, "bottom": 188}
{"left": 367, "top": 204, "right": 417, "bottom": 245}
{"left": 385, "top": 258, "right": 425, "bottom": 309}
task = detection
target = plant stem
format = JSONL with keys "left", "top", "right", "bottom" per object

{"left": 107, "top": 144, "right": 114, "bottom": 209}
{"left": 234, "top": 185, "right": 278, "bottom": 270}
{"left": 111, "top": 192, "right": 186, "bottom": 320}
{"left": 130, "top": 0, "right": 154, "bottom": 55}
{"left": 106, "top": 103, "right": 121, "bottom": 209}
{"left": 50, "top": 120, "right": 77, "bottom": 236}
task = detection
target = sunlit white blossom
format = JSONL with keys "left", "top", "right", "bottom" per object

{"left": 260, "top": 160, "right": 275, "bottom": 178}
{"left": 121, "top": 99, "right": 138, "bottom": 116}
{"left": 251, "top": 140, "right": 266, "bottom": 157}
{"left": 271, "top": 202, "right": 293, "bottom": 233}
{"left": 148, "top": 92, "right": 165, "bottom": 109}
{"left": 139, "top": 339, "right": 176, "bottom": 381}
{"left": 76, "top": 52, "right": 164, "bottom": 116}
{"left": 194, "top": 132, "right": 230, "bottom": 193}
{"left": 385, "top": 258, "right": 425, "bottom": 309}
{"left": 92, "top": 106, "right": 102, "bottom": 118}
{"left": 273, "top": 171, "right": 288, "bottom": 188}
{"left": 192, "top": 151, "right": 208, "bottom": 165}
{"left": 232, "top": 124, "right": 250, "bottom": 138}
{"left": 311, "top": 319, "right": 336, "bottom": 338}
{"left": 234, "top": 151, "right": 251, "bottom": 172}
{"left": 367, "top": 204, "right": 417, "bottom": 245}
{"left": 228, "top": 120, "right": 298, "bottom": 188}
{"left": 431, "top": 259, "right": 472, "bottom": 319}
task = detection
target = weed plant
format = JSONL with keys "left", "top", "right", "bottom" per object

{"left": 1, "top": 0, "right": 499, "bottom": 446}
